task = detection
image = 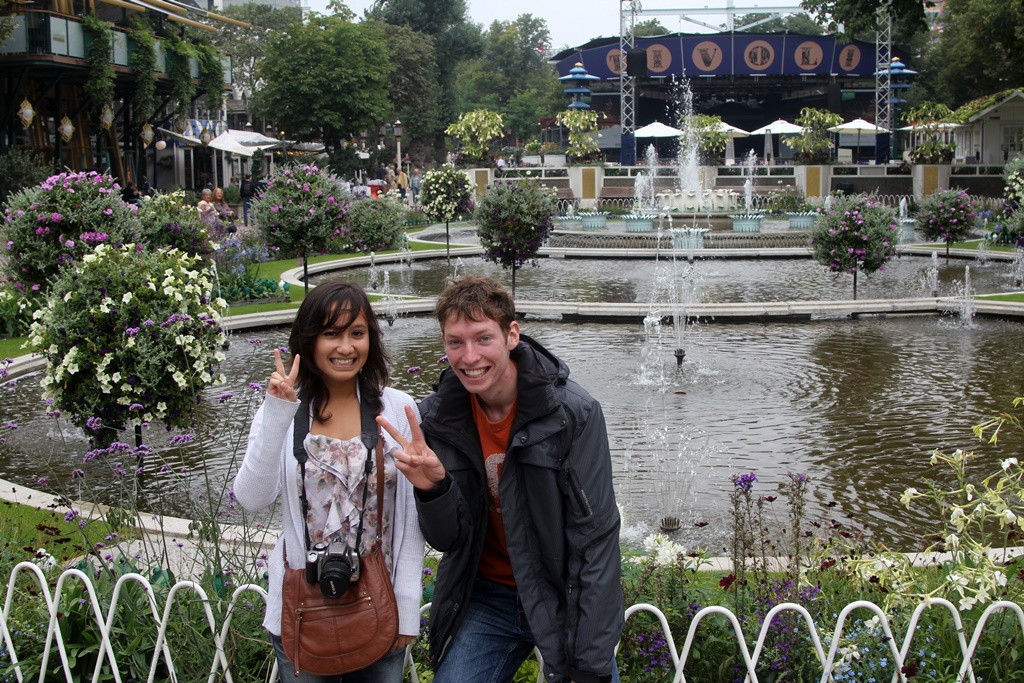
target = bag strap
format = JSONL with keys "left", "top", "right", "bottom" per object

{"left": 292, "top": 383, "right": 384, "bottom": 553}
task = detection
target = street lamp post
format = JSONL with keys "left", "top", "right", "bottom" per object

{"left": 393, "top": 120, "right": 403, "bottom": 170}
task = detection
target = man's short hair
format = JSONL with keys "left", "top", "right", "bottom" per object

{"left": 435, "top": 276, "right": 516, "bottom": 335}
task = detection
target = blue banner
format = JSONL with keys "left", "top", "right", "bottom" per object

{"left": 556, "top": 34, "right": 878, "bottom": 80}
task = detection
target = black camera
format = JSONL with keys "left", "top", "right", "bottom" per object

{"left": 305, "top": 540, "right": 360, "bottom": 598}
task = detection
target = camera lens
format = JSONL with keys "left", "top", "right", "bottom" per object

{"left": 319, "top": 556, "right": 352, "bottom": 598}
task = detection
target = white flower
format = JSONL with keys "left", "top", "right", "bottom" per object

{"left": 944, "top": 533, "right": 960, "bottom": 549}
{"left": 1001, "top": 509, "right": 1017, "bottom": 526}
{"left": 1002, "top": 458, "right": 1018, "bottom": 471}
{"left": 900, "top": 487, "right": 917, "bottom": 508}
{"left": 122, "top": 292, "right": 133, "bottom": 304}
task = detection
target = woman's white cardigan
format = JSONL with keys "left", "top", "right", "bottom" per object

{"left": 233, "top": 388, "right": 424, "bottom": 638}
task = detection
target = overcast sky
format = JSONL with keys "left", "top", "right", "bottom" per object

{"left": 304, "top": 1, "right": 807, "bottom": 51}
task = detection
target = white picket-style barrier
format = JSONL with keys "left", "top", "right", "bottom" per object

{"left": 3, "top": 563, "right": 1023, "bottom": 683}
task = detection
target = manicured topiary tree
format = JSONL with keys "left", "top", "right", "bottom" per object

{"left": 809, "top": 194, "right": 898, "bottom": 299}
{"left": 556, "top": 109, "right": 600, "bottom": 163}
{"left": 916, "top": 188, "right": 976, "bottom": 262}
{"left": 445, "top": 109, "right": 504, "bottom": 166}
{"left": 474, "top": 178, "right": 556, "bottom": 295}
{"left": 251, "top": 164, "right": 351, "bottom": 293}
{"left": 419, "top": 166, "right": 473, "bottom": 264}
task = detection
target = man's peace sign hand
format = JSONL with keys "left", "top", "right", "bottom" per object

{"left": 377, "top": 406, "right": 447, "bottom": 492}
{"left": 268, "top": 349, "right": 300, "bottom": 402}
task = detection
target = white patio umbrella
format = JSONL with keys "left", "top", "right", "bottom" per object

{"left": 749, "top": 119, "right": 803, "bottom": 162}
{"left": 828, "top": 118, "right": 884, "bottom": 162}
{"left": 634, "top": 120, "right": 684, "bottom": 138}
{"left": 716, "top": 121, "right": 749, "bottom": 163}
{"left": 716, "top": 121, "right": 750, "bottom": 137}
{"left": 634, "top": 120, "right": 683, "bottom": 159}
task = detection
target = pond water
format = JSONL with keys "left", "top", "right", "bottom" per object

{"left": 3, "top": 309, "right": 1022, "bottom": 552}
{"left": 314, "top": 251, "right": 1020, "bottom": 304}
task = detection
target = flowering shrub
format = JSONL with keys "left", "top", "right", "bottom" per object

{"left": 250, "top": 164, "right": 350, "bottom": 259}
{"left": 27, "top": 243, "right": 227, "bottom": 445}
{"left": 341, "top": 195, "right": 405, "bottom": 253}
{"left": 809, "top": 194, "right": 898, "bottom": 298}
{"left": 1, "top": 171, "right": 140, "bottom": 293}
{"left": 474, "top": 179, "right": 556, "bottom": 293}
{"left": 0, "top": 280, "right": 36, "bottom": 337}
{"left": 1002, "top": 153, "right": 1024, "bottom": 210}
{"left": 419, "top": 166, "right": 473, "bottom": 224}
{"left": 212, "top": 231, "right": 279, "bottom": 302}
{"left": 135, "top": 190, "right": 214, "bottom": 259}
{"left": 915, "top": 187, "right": 976, "bottom": 259}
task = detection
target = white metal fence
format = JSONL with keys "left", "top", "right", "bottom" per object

{"left": 3, "top": 563, "right": 1023, "bottom": 683}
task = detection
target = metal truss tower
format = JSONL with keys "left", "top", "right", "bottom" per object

{"left": 619, "top": 0, "right": 638, "bottom": 164}
{"left": 875, "top": 1, "right": 893, "bottom": 160}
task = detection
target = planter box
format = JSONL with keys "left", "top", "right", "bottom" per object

{"left": 671, "top": 228, "right": 709, "bottom": 250}
{"left": 579, "top": 214, "right": 607, "bottom": 230}
{"left": 623, "top": 216, "right": 654, "bottom": 232}
{"left": 522, "top": 154, "right": 542, "bottom": 166}
{"left": 544, "top": 154, "right": 567, "bottom": 167}
{"left": 555, "top": 216, "right": 583, "bottom": 230}
{"left": 786, "top": 212, "right": 817, "bottom": 230}
{"left": 730, "top": 215, "right": 763, "bottom": 233}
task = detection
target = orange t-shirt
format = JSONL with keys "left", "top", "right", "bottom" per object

{"left": 471, "top": 394, "right": 517, "bottom": 587}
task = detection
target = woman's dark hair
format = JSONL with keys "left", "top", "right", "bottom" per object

{"left": 289, "top": 281, "right": 389, "bottom": 421}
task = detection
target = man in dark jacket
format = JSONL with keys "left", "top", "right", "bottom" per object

{"left": 378, "top": 276, "right": 623, "bottom": 683}
{"left": 239, "top": 174, "right": 254, "bottom": 226}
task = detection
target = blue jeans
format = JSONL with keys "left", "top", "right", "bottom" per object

{"left": 270, "top": 632, "right": 406, "bottom": 683}
{"left": 242, "top": 197, "right": 251, "bottom": 226}
{"left": 434, "top": 576, "right": 619, "bottom": 683}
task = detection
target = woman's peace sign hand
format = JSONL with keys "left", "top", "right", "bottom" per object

{"left": 377, "top": 406, "right": 447, "bottom": 492}
{"left": 268, "top": 349, "right": 300, "bottom": 402}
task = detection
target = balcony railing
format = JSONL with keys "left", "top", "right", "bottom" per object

{"left": 0, "top": 10, "right": 231, "bottom": 84}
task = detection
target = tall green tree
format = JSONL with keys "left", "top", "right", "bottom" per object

{"left": 732, "top": 12, "right": 825, "bottom": 34}
{"left": 368, "top": 0, "right": 483, "bottom": 158}
{"left": 482, "top": 15, "right": 551, "bottom": 104}
{"left": 377, "top": 22, "right": 440, "bottom": 161}
{"left": 633, "top": 19, "right": 669, "bottom": 36}
{"left": 801, "top": 0, "right": 926, "bottom": 41}
{"left": 920, "top": 0, "right": 1024, "bottom": 107}
{"left": 253, "top": 13, "right": 390, "bottom": 151}
{"left": 212, "top": 3, "right": 303, "bottom": 115}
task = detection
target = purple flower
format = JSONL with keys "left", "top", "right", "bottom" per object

{"left": 732, "top": 472, "right": 758, "bottom": 492}
{"left": 407, "top": 366, "right": 421, "bottom": 373}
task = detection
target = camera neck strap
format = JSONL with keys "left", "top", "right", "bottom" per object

{"left": 292, "top": 383, "right": 385, "bottom": 555}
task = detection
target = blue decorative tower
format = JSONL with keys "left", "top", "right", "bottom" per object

{"left": 558, "top": 62, "right": 600, "bottom": 109}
